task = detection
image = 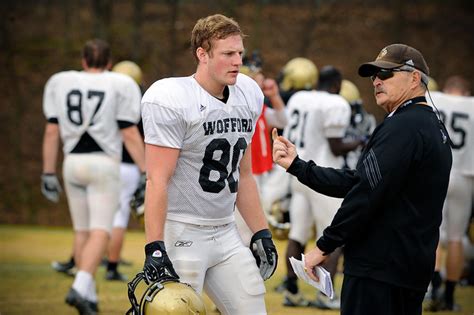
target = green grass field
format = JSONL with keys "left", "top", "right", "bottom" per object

{"left": 0, "top": 225, "right": 473, "bottom": 315}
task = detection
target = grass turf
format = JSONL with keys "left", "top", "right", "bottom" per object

{"left": 0, "top": 225, "right": 473, "bottom": 314}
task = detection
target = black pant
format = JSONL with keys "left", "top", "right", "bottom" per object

{"left": 341, "top": 274, "right": 425, "bottom": 315}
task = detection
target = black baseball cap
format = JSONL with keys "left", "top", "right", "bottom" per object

{"left": 358, "top": 44, "right": 429, "bottom": 77}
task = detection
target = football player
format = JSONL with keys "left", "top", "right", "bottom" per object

{"left": 140, "top": 14, "right": 277, "bottom": 315}
{"left": 50, "top": 60, "right": 145, "bottom": 282}
{"left": 104, "top": 60, "right": 145, "bottom": 282}
{"left": 281, "top": 66, "right": 363, "bottom": 309}
{"left": 41, "top": 39, "right": 145, "bottom": 315}
{"left": 339, "top": 79, "right": 376, "bottom": 169}
{"left": 235, "top": 54, "right": 288, "bottom": 246}
{"left": 260, "top": 57, "right": 319, "bottom": 246}
{"left": 426, "top": 75, "right": 473, "bottom": 311}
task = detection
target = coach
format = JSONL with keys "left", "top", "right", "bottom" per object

{"left": 272, "top": 43, "right": 452, "bottom": 315}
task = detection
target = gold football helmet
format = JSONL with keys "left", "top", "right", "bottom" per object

{"left": 112, "top": 60, "right": 143, "bottom": 85}
{"left": 267, "top": 196, "right": 291, "bottom": 240}
{"left": 279, "top": 57, "right": 318, "bottom": 92}
{"left": 127, "top": 273, "right": 206, "bottom": 315}
{"left": 340, "top": 79, "right": 361, "bottom": 105}
{"left": 427, "top": 76, "right": 439, "bottom": 91}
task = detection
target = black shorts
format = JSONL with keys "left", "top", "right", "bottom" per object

{"left": 341, "top": 274, "right": 425, "bottom": 315}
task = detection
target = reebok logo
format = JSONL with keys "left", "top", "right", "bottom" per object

{"left": 200, "top": 104, "right": 206, "bottom": 111}
{"left": 175, "top": 240, "right": 193, "bottom": 247}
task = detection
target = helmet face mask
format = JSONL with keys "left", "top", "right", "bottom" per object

{"left": 127, "top": 273, "right": 207, "bottom": 315}
{"left": 279, "top": 57, "right": 318, "bottom": 92}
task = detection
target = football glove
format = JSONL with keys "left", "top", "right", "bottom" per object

{"left": 143, "top": 241, "right": 179, "bottom": 284}
{"left": 250, "top": 229, "right": 278, "bottom": 280}
{"left": 130, "top": 173, "right": 146, "bottom": 216}
{"left": 41, "top": 173, "right": 62, "bottom": 203}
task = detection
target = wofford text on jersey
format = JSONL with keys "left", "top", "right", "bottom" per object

{"left": 202, "top": 118, "right": 253, "bottom": 136}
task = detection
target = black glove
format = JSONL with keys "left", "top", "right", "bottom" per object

{"left": 41, "top": 173, "right": 62, "bottom": 203}
{"left": 143, "top": 240, "right": 179, "bottom": 284}
{"left": 130, "top": 173, "right": 146, "bottom": 217}
{"left": 250, "top": 229, "right": 278, "bottom": 280}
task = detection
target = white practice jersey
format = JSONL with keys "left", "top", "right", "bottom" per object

{"left": 43, "top": 70, "right": 141, "bottom": 160}
{"left": 428, "top": 91, "right": 474, "bottom": 176}
{"left": 284, "top": 90, "right": 351, "bottom": 168}
{"left": 142, "top": 74, "right": 263, "bottom": 225}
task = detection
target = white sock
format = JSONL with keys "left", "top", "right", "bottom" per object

{"left": 72, "top": 270, "right": 93, "bottom": 299}
{"left": 86, "top": 279, "right": 98, "bottom": 303}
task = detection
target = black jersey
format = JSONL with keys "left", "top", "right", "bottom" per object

{"left": 287, "top": 100, "right": 452, "bottom": 291}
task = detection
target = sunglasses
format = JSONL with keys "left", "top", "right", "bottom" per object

{"left": 371, "top": 68, "right": 412, "bottom": 81}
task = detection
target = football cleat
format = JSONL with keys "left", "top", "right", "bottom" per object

{"left": 51, "top": 260, "right": 75, "bottom": 276}
{"left": 309, "top": 294, "right": 341, "bottom": 310}
{"left": 274, "top": 276, "right": 289, "bottom": 293}
{"left": 424, "top": 298, "right": 461, "bottom": 312}
{"left": 283, "top": 290, "right": 311, "bottom": 307}
{"left": 65, "top": 288, "right": 97, "bottom": 315}
{"left": 105, "top": 270, "right": 128, "bottom": 282}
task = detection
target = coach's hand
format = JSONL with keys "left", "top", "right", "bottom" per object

{"left": 143, "top": 240, "right": 179, "bottom": 284}
{"left": 41, "top": 173, "right": 62, "bottom": 203}
{"left": 130, "top": 173, "right": 146, "bottom": 215}
{"left": 272, "top": 128, "right": 297, "bottom": 170}
{"left": 250, "top": 229, "right": 278, "bottom": 280}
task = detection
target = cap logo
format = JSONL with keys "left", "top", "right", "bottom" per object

{"left": 376, "top": 48, "right": 388, "bottom": 60}
{"left": 406, "top": 59, "right": 415, "bottom": 66}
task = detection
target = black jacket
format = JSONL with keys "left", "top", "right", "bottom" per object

{"left": 287, "top": 102, "right": 452, "bottom": 291}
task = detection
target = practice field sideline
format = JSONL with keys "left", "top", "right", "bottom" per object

{"left": 0, "top": 225, "right": 472, "bottom": 314}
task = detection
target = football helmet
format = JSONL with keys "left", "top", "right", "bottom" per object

{"left": 339, "top": 79, "right": 361, "bottom": 105}
{"left": 427, "top": 76, "right": 439, "bottom": 91}
{"left": 130, "top": 201, "right": 145, "bottom": 226}
{"left": 127, "top": 272, "right": 206, "bottom": 315}
{"left": 239, "top": 65, "right": 253, "bottom": 76}
{"left": 266, "top": 195, "right": 291, "bottom": 240}
{"left": 112, "top": 60, "right": 143, "bottom": 85}
{"left": 279, "top": 57, "right": 318, "bottom": 92}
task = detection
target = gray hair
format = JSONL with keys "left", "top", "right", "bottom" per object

{"left": 400, "top": 65, "right": 429, "bottom": 86}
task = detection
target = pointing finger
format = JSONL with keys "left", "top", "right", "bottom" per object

{"left": 272, "top": 128, "right": 278, "bottom": 141}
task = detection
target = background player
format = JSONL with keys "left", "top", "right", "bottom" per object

{"left": 49, "top": 60, "right": 146, "bottom": 282}
{"left": 41, "top": 39, "right": 145, "bottom": 315}
{"left": 105, "top": 60, "right": 145, "bottom": 281}
{"left": 260, "top": 58, "right": 319, "bottom": 249}
{"left": 140, "top": 14, "right": 277, "bottom": 315}
{"left": 281, "top": 66, "right": 363, "bottom": 309}
{"left": 426, "top": 75, "right": 473, "bottom": 311}
{"left": 339, "top": 79, "right": 376, "bottom": 169}
{"left": 235, "top": 52, "right": 288, "bottom": 246}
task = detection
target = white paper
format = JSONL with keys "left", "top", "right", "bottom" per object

{"left": 289, "top": 254, "right": 334, "bottom": 299}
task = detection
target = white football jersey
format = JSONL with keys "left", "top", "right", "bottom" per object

{"left": 142, "top": 74, "right": 263, "bottom": 225}
{"left": 428, "top": 91, "right": 474, "bottom": 175}
{"left": 284, "top": 90, "right": 351, "bottom": 168}
{"left": 43, "top": 70, "right": 141, "bottom": 160}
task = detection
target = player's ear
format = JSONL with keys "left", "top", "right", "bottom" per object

{"left": 81, "top": 58, "right": 89, "bottom": 71}
{"left": 196, "top": 47, "right": 208, "bottom": 64}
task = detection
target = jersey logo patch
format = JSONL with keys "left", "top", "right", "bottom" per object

{"left": 200, "top": 104, "right": 206, "bottom": 111}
